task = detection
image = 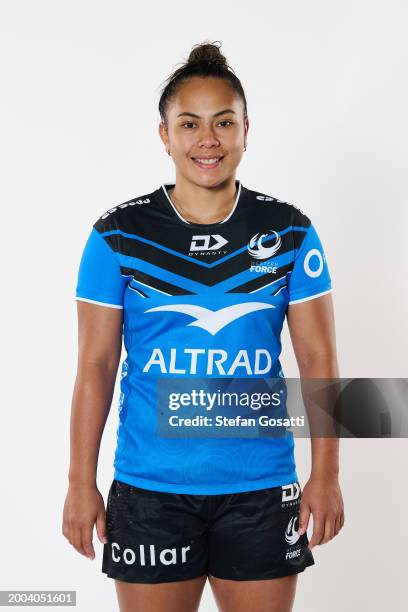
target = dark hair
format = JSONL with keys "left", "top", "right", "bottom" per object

{"left": 158, "top": 40, "right": 248, "bottom": 123}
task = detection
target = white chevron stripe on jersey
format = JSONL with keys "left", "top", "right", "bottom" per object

{"left": 143, "top": 302, "right": 275, "bottom": 335}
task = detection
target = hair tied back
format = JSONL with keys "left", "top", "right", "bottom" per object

{"left": 158, "top": 40, "right": 248, "bottom": 123}
{"left": 187, "top": 40, "right": 228, "bottom": 69}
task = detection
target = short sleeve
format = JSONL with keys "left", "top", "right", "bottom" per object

{"left": 287, "top": 222, "right": 332, "bottom": 305}
{"left": 75, "top": 227, "right": 127, "bottom": 309}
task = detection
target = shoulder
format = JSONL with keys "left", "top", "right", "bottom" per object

{"left": 93, "top": 190, "right": 155, "bottom": 233}
{"left": 244, "top": 185, "right": 311, "bottom": 229}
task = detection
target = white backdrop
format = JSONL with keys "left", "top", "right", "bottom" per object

{"left": 1, "top": 1, "right": 407, "bottom": 610}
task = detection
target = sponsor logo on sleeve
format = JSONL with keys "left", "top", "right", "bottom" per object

{"left": 303, "top": 249, "right": 324, "bottom": 278}
{"left": 101, "top": 198, "right": 150, "bottom": 219}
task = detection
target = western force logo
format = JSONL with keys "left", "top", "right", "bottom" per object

{"left": 100, "top": 198, "right": 150, "bottom": 219}
{"left": 189, "top": 234, "right": 228, "bottom": 251}
{"left": 248, "top": 230, "right": 282, "bottom": 261}
{"left": 285, "top": 515, "right": 301, "bottom": 546}
{"left": 284, "top": 514, "right": 302, "bottom": 560}
{"left": 144, "top": 302, "right": 275, "bottom": 336}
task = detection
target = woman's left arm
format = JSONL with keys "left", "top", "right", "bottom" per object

{"left": 286, "top": 292, "right": 345, "bottom": 549}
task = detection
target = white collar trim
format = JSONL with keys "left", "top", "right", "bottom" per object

{"left": 161, "top": 180, "right": 242, "bottom": 225}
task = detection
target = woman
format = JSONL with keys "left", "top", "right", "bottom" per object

{"left": 63, "top": 40, "right": 344, "bottom": 612}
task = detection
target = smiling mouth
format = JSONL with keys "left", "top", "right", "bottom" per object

{"left": 191, "top": 156, "right": 224, "bottom": 168}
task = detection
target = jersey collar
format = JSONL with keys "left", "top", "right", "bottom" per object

{"left": 156, "top": 179, "right": 245, "bottom": 227}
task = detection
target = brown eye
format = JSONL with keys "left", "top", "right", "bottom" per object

{"left": 218, "top": 120, "right": 234, "bottom": 127}
{"left": 181, "top": 122, "right": 196, "bottom": 129}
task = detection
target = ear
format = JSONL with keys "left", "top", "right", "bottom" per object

{"left": 158, "top": 121, "right": 169, "bottom": 148}
{"left": 244, "top": 116, "right": 250, "bottom": 139}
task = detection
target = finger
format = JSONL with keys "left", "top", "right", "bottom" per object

{"left": 66, "top": 521, "right": 73, "bottom": 546}
{"left": 333, "top": 515, "right": 341, "bottom": 536}
{"left": 81, "top": 524, "right": 95, "bottom": 559}
{"left": 321, "top": 514, "right": 335, "bottom": 544}
{"left": 62, "top": 520, "right": 70, "bottom": 543}
{"left": 72, "top": 524, "right": 87, "bottom": 557}
{"left": 297, "top": 504, "right": 310, "bottom": 536}
{"left": 336, "top": 511, "right": 344, "bottom": 534}
{"left": 96, "top": 511, "right": 108, "bottom": 545}
{"left": 308, "top": 514, "right": 324, "bottom": 549}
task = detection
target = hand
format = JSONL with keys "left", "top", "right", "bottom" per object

{"left": 62, "top": 483, "right": 107, "bottom": 560}
{"left": 298, "top": 474, "right": 345, "bottom": 549}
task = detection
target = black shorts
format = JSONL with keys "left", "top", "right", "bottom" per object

{"left": 102, "top": 479, "right": 314, "bottom": 583}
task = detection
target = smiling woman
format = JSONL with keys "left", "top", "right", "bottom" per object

{"left": 157, "top": 41, "right": 249, "bottom": 225}
{"left": 65, "top": 39, "right": 344, "bottom": 612}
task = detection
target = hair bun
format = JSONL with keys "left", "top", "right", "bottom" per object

{"left": 158, "top": 40, "right": 248, "bottom": 123}
{"left": 187, "top": 41, "right": 228, "bottom": 68}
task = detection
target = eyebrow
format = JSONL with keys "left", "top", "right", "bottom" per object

{"left": 176, "top": 108, "right": 236, "bottom": 118}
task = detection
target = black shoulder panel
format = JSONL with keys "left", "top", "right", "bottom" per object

{"left": 93, "top": 191, "right": 157, "bottom": 234}
{"left": 245, "top": 185, "right": 310, "bottom": 223}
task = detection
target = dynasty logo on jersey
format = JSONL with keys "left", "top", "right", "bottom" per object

{"left": 189, "top": 234, "right": 228, "bottom": 252}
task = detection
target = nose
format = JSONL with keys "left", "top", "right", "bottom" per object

{"left": 197, "top": 126, "right": 220, "bottom": 149}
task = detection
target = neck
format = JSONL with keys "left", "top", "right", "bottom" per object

{"left": 167, "top": 175, "right": 238, "bottom": 224}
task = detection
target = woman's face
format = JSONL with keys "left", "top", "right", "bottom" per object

{"left": 159, "top": 76, "right": 249, "bottom": 188}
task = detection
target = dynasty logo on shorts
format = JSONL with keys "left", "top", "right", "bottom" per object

{"left": 281, "top": 482, "right": 301, "bottom": 509}
{"left": 109, "top": 542, "right": 193, "bottom": 567}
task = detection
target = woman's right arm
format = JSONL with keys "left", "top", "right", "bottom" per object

{"left": 62, "top": 300, "right": 123, "bottom": 560}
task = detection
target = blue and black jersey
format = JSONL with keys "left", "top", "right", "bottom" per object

{"left": 75, "top": 180, "right": 332, "bottom": 494}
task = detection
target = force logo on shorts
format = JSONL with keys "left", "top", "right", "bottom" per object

{"left": 284, "top": 514, "right": 302, "bottom": 561}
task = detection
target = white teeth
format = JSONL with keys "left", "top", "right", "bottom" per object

{"left": 194, "top": 157, "right": 221, "bottom": 164}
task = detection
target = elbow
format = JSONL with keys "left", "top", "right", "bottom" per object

{"left": 77, "top": 358, "right": 120, "bottom": 377}
{"left": 297, "top": 352, "right": 339, "bottom": 376}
